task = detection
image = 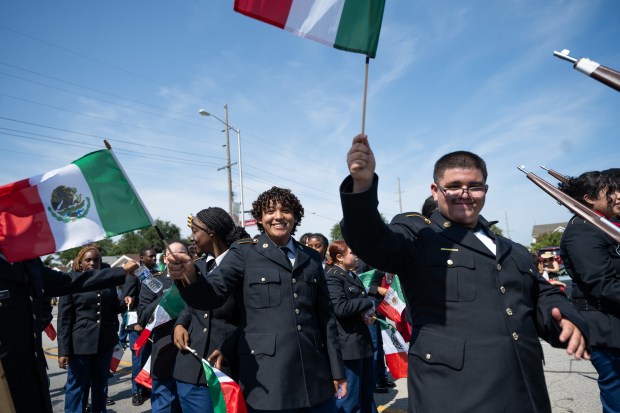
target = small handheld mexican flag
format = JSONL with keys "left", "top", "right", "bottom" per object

{"left": 109, "top": 341, "right": 125, "bottom": 373}
{"left": 135, "top": 355, "right": 152, "bottom": 389}
{"left": 0, "top": 148, "right": 153, "bottom": 262}
{"left": 375, "top": 318, "right": 408, "bottom": 380}
{"left": 187, "top": 346, "right": 248, "bottom": 413}
{"left": 234, "top": 0, "right": 385, "bottom": 58}
{"left": 134, "top": 284, "right": 185, "bottom": 356}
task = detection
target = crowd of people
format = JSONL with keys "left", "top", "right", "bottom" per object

{"left": 1, "top": 138, "right": 618, "bottom": 413}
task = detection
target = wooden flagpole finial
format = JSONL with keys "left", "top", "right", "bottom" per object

{"left": 104, "top": 140, "right": 112, "bottom": 150}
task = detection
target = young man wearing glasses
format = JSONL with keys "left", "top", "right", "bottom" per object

{"left": 339, "top": 134, "right": 589, "bottom": 413}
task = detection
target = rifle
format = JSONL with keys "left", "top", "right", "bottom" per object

{"left": 517, "top": 166, "right": 620, "bottom": 244}
{"left": 554, "top": 49, "right": 620, "bottom": 93}
{"left": 540, "top": 165, "right": 569, "bottom": 183}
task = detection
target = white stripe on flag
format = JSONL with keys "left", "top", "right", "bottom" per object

{"left": 287, "top": 0, "right": 345, "bottom": 44}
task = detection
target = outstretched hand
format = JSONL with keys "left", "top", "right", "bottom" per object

{"left": 166, "top": 252, "right": 198, "bottom": 284}
{"left": 552, "top": 307, "right": 589, "bottom": 360}
{"left": 347, "top": 134, "right": 375, "bottom": 193}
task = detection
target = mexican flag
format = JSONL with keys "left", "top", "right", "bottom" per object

{"left": 234, "top": 0, "right": 385, "bottom": 58}
{"left": 188, "top": 346, "right": 248, "bottom": 413}
{"left": 135, "top": 355, "right": 152, "bottom": 389}
{"left": 376, "top": 318, "right": 408, "bottom": 380}
{"left": 358, "top": 270, "right": 410, "bottom": 342}
{"left": 133, "top": 284, "right": 185, "bottom": 356}
{"left": 0, "top": 149, "right": 153, "bottom": 262}
{"left": 109, "top": 341, "right": 125, "bottom": 373}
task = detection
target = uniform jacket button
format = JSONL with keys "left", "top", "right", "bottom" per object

{"left": 512, "top": 332, "right": 519, "bottom": 341}
{"left": 96, "top": 320, "right": 100, "bottom": 323}
{"left": 204, "top": 313, "right": 209, "bottom": 318}
{"left": 251, "top": 350, "right": 255, "bottom": 355}
{"left": 425, "top": 353, "right": 431, "bottom": 360}
{"left": 261, "top": 277, "right": 266, "bottom": 282}
{"left": 295, "top": 309, "right": 300, "bottom": 314}
{"left": 496, "top": 263, "right": 502, "bottom": 271}
{"left": 293, "top": 293, "right": 298, "bottom": 299}
{"left": 203, "top": 328, "right": 208, "bottom": 333}
{"left": 297, "top": 325, "right": 302, "bottom": 331}
{"left": 500, "top": 286, "right": 506, "bottom": 294}
{"left": 506, "top": 308, "right": 513, "bottom": 316}
{"left": 292, "top": 278, "right": 297, "bottom": 284}
{"left": 447, "top": 259, "right": 454, "bottom": 266}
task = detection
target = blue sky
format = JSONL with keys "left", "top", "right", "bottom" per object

{"left": 1, "top": 0, "right": 618, "bottom": 249}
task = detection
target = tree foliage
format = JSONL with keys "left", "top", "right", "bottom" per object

{"left": 530, "top": 231, "right": 563, "bottom": 254}
{"left": 489, "top": 224, "right": 503, "bottom": 236}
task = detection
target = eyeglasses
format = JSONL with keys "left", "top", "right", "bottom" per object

{"left": 435, "top": 182, "right": 488, "bottom": 199}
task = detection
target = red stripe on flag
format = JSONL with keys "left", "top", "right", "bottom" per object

{"left": 132, "top": 328, "right": 151, "bottom": 356}
{"left": 0, "top": 179, "right": 55, "bottom": 261}
{"left": 135, "top": 367, "right": 152, "bottom": 390}
{"left": 234, "top": 0, "right": 293, "bottom": 29}
{"left": 222, "top": 380, "right": 248, "bottom": 413}
{"left": 385, "top": 351, "right": 408, "bottom": 380}
{"left": 44, "top": 323, "right": 57, "bottom": 341}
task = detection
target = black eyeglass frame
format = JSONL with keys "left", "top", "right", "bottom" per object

{"left": 434, "top": 182, "right": 489, "bottom": 199}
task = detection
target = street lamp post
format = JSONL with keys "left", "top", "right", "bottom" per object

{"left": 198, "top": 105, "right": 245, "bottom": 227}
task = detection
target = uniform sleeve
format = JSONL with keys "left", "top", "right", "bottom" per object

{"left": 562, "top": 221, "right": 620, "bottom": 315}
{"left": 315, "top": 269, "right": 346, "bottom": 380}
{"left": 340, "top": 174, "right": 420, "bottom": 277}
{"left": 39, "top": 262, "right": 126, "bottom": 297}
{"left": 57, "top": 294, "right": 74, "bottom": 357}
{"left": 326, "top": 273, "right": 373, "bottom": 319}
{"left": 177, "top": 245, "right": 245, "bottom": 311}
{"left": 174, "top": 305, "right": 191, "bottom": 328}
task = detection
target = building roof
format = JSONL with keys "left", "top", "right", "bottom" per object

{"left": 531, "top": 223, "right": 567, "bottom": 237}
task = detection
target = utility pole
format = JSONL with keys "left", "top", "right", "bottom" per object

{"left": 223, "top": 104, "right": 233, "bottom": 216}
{"left": 505, "top": 210, "right": 512, "bottom": 239}
{"left": 397, "top": 178, "right": 403, "bottom": 213}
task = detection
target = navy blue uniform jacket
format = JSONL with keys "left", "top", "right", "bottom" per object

{"left": 177, "top": 234, "right": 345, "bottom": 411}
{"left": 339, "top": 175, "right": 588, "bottom": 413}
{"left": 0, "top": 257, "right": 126, "bottom": 413}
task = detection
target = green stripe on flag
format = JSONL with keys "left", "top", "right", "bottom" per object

{"left": 334, "top": 0, "right": 385, "bottom": 58}
{"left": 202, "top": 359, "right": 227, "bottom": 413}
{"left": 159, "top": 285, "right": 185, "bottom": 318}
{"left": 73, "top": 150, "right": 152, "bottom": 236}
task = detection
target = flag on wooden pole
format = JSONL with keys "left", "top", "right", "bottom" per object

{"left": 234, "top": 0, "right": 386, "bottom": 58}
{"left": 0, "top": 149, "right": 154, "bottom": 262}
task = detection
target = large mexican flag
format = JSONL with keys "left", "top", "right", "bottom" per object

{"left": 0, "top": 149, "right": 153, "bottom": 262}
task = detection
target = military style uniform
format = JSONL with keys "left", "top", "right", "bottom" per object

{"left": 173, "top": 256, "right": 243, "bottom": 384}
{"left": 177, "top": 234, "right": 345, "bottom": 411}
{"left": 0, "top": 256, "right": 126, "bottom": 413}
{"left": 339, "top": 175, "right": 588, "bottom": 413}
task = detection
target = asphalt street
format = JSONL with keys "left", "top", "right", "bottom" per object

{"left": 43, "top": 306, "right": 601, "bottom": 413}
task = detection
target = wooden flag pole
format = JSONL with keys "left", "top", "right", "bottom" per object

{"left": 361, "top": 56, "right": 370, "bottom": 135}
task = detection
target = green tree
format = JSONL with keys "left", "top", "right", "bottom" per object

{"left": 115, "top": 219, "right": 181, "bottom": 255}
{"left": 56, "top": 238, "right": 119, "bottom": 265}
{"left": 330, "top": 223, "right": 343, "bottom": 242}
{"left": 489, "top": 224, "right": 503, "bottom": 237}
{"left": 530, "top": 231, "right": 563, "bottom": 254}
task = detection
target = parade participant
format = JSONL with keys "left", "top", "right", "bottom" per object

{"left": 167, "top": 187, "right": 346, "bottom": 413}
{"left": 339, "top": 134, "right": 589, "bottom": 413}
{"left": 0, "top": 248, "right": 137, "bottom": 413}
{"left": 306, "top": 233, "right": 329, "bottom": 269}
{"left": 138, "top": 241, "right": 189, "bottom": 413}
{"left": 123, "top": 247, "right": 157, "bottom": 406}
{"left": 57, "top": 246, "right": 123, "bottom": 413}
{"left": 172, "top": 208, "right": 246, "bottom": 413}
{"left": 559, "top": 171, "right": 620, "bottom": 412}
{"left": 326, "top": 241, "right": 377, "bottom": 413}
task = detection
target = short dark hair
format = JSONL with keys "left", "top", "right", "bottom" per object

{"left": 421, "top": 195, "right": 437, "bottom": 218}
{"left": 433, "top": 151, "right": 488, "bottom": 183}
{"left": 251, "top": 187, "right": 304, "bottom": 235}
{"left": 559, "top": 171, "right": 617, "bottom": 207}
{"left": 309, "top": 233, "right": 328, "bottom": 247}
{"left": 196, "top": 207, "right": 250, "bottom": 247}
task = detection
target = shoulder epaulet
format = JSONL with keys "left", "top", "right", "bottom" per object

{"left": 403, "top": 213, "right": 431, "bottom": 225}
{"left": 390, "top": 212, "right": 431, "bottom": 238}
{"left": 238, "top": 238, "right": 259, "bottom": 245}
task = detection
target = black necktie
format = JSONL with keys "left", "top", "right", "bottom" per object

{"left": 279, "top": 246, "right": 293, "bottom": 268}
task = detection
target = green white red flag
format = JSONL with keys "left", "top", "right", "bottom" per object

{"left": 187, "top": 346, "right": 248, "bottom": 413}
{"left": 0, "top": 149, "right": 153, "bottom": 262}
{"left": 134, "top": 284, "right": 185, "bottom": 356}
{"left": 234, "top": 0, "right": 385, "bottom": 58}
{"left": 109, "top": 341, "right": 125, "bottom": 373}
{"left": 376, "top": 318, "right": 408, "bottom": 380}
{"left": 135, "top": 355, "right": 152, "bottom": 389}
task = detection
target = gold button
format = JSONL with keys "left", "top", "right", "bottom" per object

{"left": 292, "top": 279, "right": 297, "bottom": 284}
{"left": 361, "top": 292, "right": 366, "bottom": 296}
{"left": 97, "top": 311, "right": 100, "bottom": 315}
{"left": 425, "top": 353, "right": 431, "bottom": 360}
{"left": 261, "top": 277, "right": 266, "bottom": 282}
{"left": 443, "top": 221, "right": 451, "bottom": 228}
{"left": 500, "top": 286, "right": 506, "bottom": 294}
{"left": 203, "top": 328, "right": 208, "bottom": 333}
{"left": 204, "top": 313, "right": 209, "bottom": 318}
{"left": 512, "top": 332, "right": 519, "bottom": 341}
{"left": 496, "top": 264, "right": 502, "bottom": 271}
{"left": 295, "top": 309, "right": 300, "bottom": 314}
{"left": 263, "top": 243, "right": 269, "bottom": 248}
{"left": 506, "top": 308, "right": 513, "bottom": 316}
{"left": 447, "top": 259, "right": 454, "bottom": 266}
{"left": 297, "top": 325, "right": 302, "bottom": 331}
{"left": 251, "top": 350, "right": 255, "bottom": 355}
{"left": 96, "top": 320, "right": 100, "bottom": 323}
{"left": 97, "top": 293, "right": 101, "bottom": 297}
{"left": 293, "top": 293, "right": 298, "bottom": 299}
